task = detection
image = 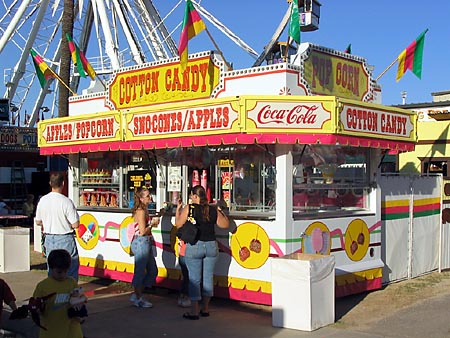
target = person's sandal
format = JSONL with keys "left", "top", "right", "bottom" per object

{"left": 200, "top": 310, "right": 210, "bottom": 317}
{"left": 183, "top": 312, "right": 199, "bottom": 320}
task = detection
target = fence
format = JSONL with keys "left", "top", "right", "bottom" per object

{"left": 380, "top": 174, "right": 444, "bottom": 284}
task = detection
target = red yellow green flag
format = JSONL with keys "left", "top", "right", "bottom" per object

{"left": 344, "top": 43, "right": 352, "bottom": 54}
{"left": 396, "top": 29, "right": 428, "bottom": 82}
{"left": 177, "top": 0, "right": 206, "bottom": 70}
{"left": 288, "top": 0, "right": 301, "bottom": 44}
{"left": 66, "top": 33, "right": 96, "bottom": 80}
{"left": 30, "top": 48, "right": 55, "bottom": 89}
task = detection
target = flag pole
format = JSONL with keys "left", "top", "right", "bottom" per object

{"left": 95, "top": 75, "right": 107, "bottom": 90}
{"left": 375, "top": 58, "right": 398, "bottom": 82}
{"left": 48, "top": 67, "right": 78, "bottom": 96}
{"left": 204, "top": 27, "right": 233, "bottom": 71}
{"left": 283, "top": 39, "right": 291, "bottom": 61}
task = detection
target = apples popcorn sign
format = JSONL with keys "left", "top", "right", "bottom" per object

{"left": 40, "top": 114, "right": 120, "bottom": 145}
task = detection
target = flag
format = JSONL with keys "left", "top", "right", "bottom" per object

{"left": 396, "top": 29, "right": 428, "bottom": 82}
{"left": 66, "top": 33, "right": 96, "bottom": 80}
{"left": 288, "top": 0, "right": 301, "bottom": 44}
{"left": 344, "top": 43, "right": 352, "bottom": 54}
{"left": 30, "top": 48, "right": 55, "bottom": 89}
{"left": 178, "top": 0, "right": 206, "bottom": 70}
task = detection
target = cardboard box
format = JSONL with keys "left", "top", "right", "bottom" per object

{"left": 0, "top": 227, "right": 30, "bottom": 272}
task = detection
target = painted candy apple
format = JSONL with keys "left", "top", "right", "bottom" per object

{"left": 239, "top": 246, "right": 250, "bottom": 261}
{"left": 350, "top": 240, "right": 358, "bottom": 255}
{"left": 249, "top": 239, "right": 261, "bottom": 253}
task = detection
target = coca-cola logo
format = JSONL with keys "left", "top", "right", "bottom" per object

{"left": 257, "top": 104, "right": 319, "bottom": 125}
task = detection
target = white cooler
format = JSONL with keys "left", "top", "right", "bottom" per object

{"left": 271, "top": 253, "right": 335, "bottom": 331}
{"left": 0, "top": 226, "right": 30, "bottom": 273}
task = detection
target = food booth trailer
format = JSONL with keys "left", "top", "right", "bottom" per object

{"left": 37, "top": 44, "right": 417, "bottom": 304}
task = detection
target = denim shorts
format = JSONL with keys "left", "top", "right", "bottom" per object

{"left": 44, "top": 233, "right": 79, "bottom": 281}
{"left": 131, "top": 235, "right": 158, "bottom": 289}
{"left": 184, "top": 240, "right": 218, "bottom": 301}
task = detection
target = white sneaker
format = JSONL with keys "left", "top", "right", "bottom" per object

{"left": 181, "top": 298, "right": 191, "bottom": 307}
{"left": 178, "top": 296, "right": 191, "bottom": 308}
{"left": 134, "top": 297, "right": 153, "bottom": 308}
{"left": 129, "top": 293, "right": 138, "bottom": 303}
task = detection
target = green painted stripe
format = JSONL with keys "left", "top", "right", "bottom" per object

{"left": 413, "top": 209, "right": 441, "bottom": 218}
{"left": 382, "top": 212, "right": 410, "bottom": 221}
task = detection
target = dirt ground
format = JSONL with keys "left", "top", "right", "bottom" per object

{"left": 30, "top": 246, "right": 450, "bottom": 330}
{"left": 334, "top": 270, "right": 450, "bottom": 329}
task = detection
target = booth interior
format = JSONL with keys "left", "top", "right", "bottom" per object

{"left": 71, "top": 143, "right": 373, "bottom": 218}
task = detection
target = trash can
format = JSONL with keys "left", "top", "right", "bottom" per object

{"left": 0, "top": 227, "right": 30, "bottom": 272}
{"left": 271, "top": 253, "right": 335, "bottom": 331}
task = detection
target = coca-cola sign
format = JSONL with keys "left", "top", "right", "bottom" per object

{"left": 247, "top": 101, "right": 330, "bottom": 129}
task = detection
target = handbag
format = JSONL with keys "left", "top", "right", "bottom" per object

{"left": 176, "top": 204, "right": 199, "bottom": 245}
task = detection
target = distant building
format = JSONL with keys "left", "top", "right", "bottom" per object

{"left": 0, "top": 126, "right": 47, "bottom": 211}
{"left": 396, "top": 91, "right": 450, "bottom": 221}
{"left": 396, "top": 91, "right": 450, "bottom": 177}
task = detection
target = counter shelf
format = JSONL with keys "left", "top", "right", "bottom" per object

{"left": 293, "top": 208, "right": 374, "bottom": 220}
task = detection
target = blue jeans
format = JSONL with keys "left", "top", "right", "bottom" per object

{"left": 131, "top": 235, "right": 157, "bottom": 289}
{"left": 179, "top": 255, "right": 189, "bottom": 295}
{"left": 184, "top": 240, "right": 218, "bottom": 301}
{"left": 44, "top": 233, "right": 79, "bottom": 281}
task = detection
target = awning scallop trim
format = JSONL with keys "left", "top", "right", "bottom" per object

{"left": 40, "top": 133, "right": 415, "bottom": 155}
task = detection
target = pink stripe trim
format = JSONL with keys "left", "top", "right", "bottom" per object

{"left": 79, "top": 264, "right": 381, "bottom": 304}
{"left": 413, "top": 203, "right": 441, "bottom": 213}
{"left": 382, "top": 205, "right": 410, "bottom": 214}
{"left": 40, "top": 133, "right": 415, "bottom": 155}
{"left": 336, "top": 277, "right": 382, "bottom": 298}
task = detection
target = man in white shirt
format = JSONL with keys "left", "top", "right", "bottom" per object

{"left": 35, "top": 172, "right": 80, "bottom": 281}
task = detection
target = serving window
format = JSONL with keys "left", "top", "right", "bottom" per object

{"left": 292, "top": 145, "right": 371, "bottom": 214}
{"left": 73, "top": 151, "right": 157, "bottom": 210}
{"left": 157, "top": 145, "right": 277, "bottom": 214}
{"left": 74, "top": 152, "right": 121, "bottom": 209}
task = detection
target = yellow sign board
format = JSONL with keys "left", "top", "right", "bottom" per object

{"left": 108, "top": 53, "right": 221, "bottom": 109}
{"left": 38, "top": 112, "right": 121, "bottom": 147}
{"left": 303, "top": 46, "right": 371, "bottom": 101}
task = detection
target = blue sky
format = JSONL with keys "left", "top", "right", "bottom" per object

{"left": 2, "top": 0, "right": 450, "bottom": 115}
{"left": 173, "top": 0, "right": 450, "bottom": 106}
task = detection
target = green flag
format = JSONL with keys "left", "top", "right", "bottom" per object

{"left": 288, "top": 1, "right": 301, "bottom": 44}
{"left": 345, "top": 44, "right": 352, "bottom": 54}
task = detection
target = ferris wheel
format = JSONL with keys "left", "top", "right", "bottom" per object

{"left": 0, "top": 0, "right": 319, "bottom": 127}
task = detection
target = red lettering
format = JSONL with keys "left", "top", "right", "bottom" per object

{"left": 257, "top": 104, "right": 318, "bottom": 126}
